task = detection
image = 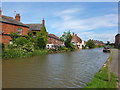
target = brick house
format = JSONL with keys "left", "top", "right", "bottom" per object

{"left": 71, "top": 33, "right": 86, "bottom": 49}
{"left": 26, "top": 19, "right": 47, "bottom": 37}
{"left": 27, "top": 20, "right": 63, "bottom": 49}
{"left": 90, "top": 39, "right": 105, "bottom": 46}
{"left": 115, "top": 34, "right": 120, "bottom": 48}
{"left": 47, "top": 34, "right": 63, "bottom": 49}
{"left": 0, "top": 9, "right": 29, "bottom": 45}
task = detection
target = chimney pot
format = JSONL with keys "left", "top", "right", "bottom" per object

{"left": 15, "top": 13, "right": 20, "bottom": 21}
{"left": 42, "top": 18, "right": 45, "bottom": 25}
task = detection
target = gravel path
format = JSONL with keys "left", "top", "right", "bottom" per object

{"left": 110, "top": 49, "right": 120, "bottom": 88}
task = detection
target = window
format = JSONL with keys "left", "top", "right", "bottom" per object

{"left": 18, "top": 28, "right": 22, "bottom": 35}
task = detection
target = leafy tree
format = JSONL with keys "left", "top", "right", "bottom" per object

{"left": 86, "top": 40, "right": 95, "bottom": 48}
{"left": 35, "top": 37, "right": 46, "bottom": 49}
{"left": 60, "top": 31, "right": 72, "bottom": 47}
{"left": 106, "top": 41, "right": 110, "bottom": 45}
{"left": 60, "top": 31, "right": 75, "bottom": 51}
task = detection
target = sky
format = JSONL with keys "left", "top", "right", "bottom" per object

{"left": 1, "top": 2, "right": 118, "bottom": 43}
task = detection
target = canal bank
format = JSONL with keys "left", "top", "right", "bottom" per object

{"left": 85, "top": 49, "right": 118, "bottom": 88}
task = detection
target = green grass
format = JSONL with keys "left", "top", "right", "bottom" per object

{"left": 85, "top": 67, "right": 117, "bottom": 88}
{"left": 85, "top": 53, "right": 117, "bottom": 88}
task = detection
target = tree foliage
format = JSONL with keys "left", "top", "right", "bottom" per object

{"left": 60, "top": 31, "right": 72, "bottom": 47}
{"left": 60, "top": 31, "right": 75, "bottom": 51}
{"left": 86, "top": 40, "right": 95, "bottom": 48}
{"left": 35, "top": 37, "right": 46, "bottom": 49}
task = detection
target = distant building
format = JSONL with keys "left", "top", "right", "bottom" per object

{"left": 115, "top": 34, "right": 120, "bottom": 48}
{"left": 46, "top": 34, "right": 64, "bottom": 49}
{"left": 71, "top": 33, "right": 86, "bottom": 49}
{"left": 90, "top": 39, "right": 105, "bottom": 46}
{"left": 0, "top": 9, "right": 29, "bottom": 45}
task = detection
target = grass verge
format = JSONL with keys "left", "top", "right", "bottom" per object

{"left": 85, "top": 52, "right": 118, "bottom": 88}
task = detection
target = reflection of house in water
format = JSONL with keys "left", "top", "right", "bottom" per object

{"left": 71, "top": 33, "right": 86, "bottom": 49}
{"left": 115, "top": 33, "right": 120, "bottom": 48}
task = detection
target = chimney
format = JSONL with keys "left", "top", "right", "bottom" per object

{"left": 0, "top": 8, "right": 2, "bottom": 17}
{"left": 42, "top": 18, "right": 45, "bottom": 25}
{"left": 15, "top": 13, "right": 20, "bottom": 21}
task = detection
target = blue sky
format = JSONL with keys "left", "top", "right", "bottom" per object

{"left": 2, "top": 2, "right": 118, "bottom": 43}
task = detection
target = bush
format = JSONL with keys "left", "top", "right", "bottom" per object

{"left": 86, "top": 40, "right": 95, "bottom": 48}
{"left": 3, "top": 49, "right": 24, "bottom": 59}
{"left": 82, "top": 45, "right": 86, "bottom": 49}
{"left": 18, "top": 42, "right": 34, "bottom": 53}
{"left": 35, "top": 37, "right": 46, "bottom": 49}
{"left": 15, "top": 37, "right": 31, "bottom": 46}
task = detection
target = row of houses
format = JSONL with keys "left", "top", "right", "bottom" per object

{"left": 0, "top": 9, "right": 86, "bottom": 49}
{"left": 89, "top": 39, "right": 105, "bottom": 46}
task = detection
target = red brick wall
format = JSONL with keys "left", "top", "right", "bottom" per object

{"left": 1, "top": 22, "right": 29, "bottom": 45}
{"left": 1, "top": 35, "right": 12, "bottom": 45}
{"left": 48, "top": 37, "right": 63, "bottom": 45}
{"left": 2, "top": 23, "right": 28, "bottom": 35}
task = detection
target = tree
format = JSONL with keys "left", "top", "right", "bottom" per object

{"left": 86, "top": 40, "right": 95, "bottom": 48}
{"left": 35, "top": 37, "right": 46, "bottom": 49}
{"left": 106, "top": 41, "right": 110, "bottom": 45}
{"left": 60, "top": 31, "right": 75, "bottom": 51}
{"left": 60, "top": 31, "right": 72, "bottom": 48}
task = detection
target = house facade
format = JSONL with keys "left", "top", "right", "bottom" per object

{"left": 115, "top": 34, "right": 120, "bottom": 48}
{"left": 46, "top": 34, "right": 63, "bottom": 49}
{"left": 71, "top": 33, "right": 86, "bottom": 49}
{"left": 27, "top": 20, "right": 63, "bottom": 49}
{"left": 0, "top": 10, "right": 29, "bottom": 45}
{"left": 90, "top": 39, "right": 105, "bottom": 46}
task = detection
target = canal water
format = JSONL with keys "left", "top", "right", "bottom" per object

{"left": 2, "top": 48, "right": 110, "bottom": 88}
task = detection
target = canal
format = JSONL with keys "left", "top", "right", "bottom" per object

{"left": 2, "top": 48, "right": 110, "bottom": 88}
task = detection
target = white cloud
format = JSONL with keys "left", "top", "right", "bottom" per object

{"left": 50, "top": 8, "right": 118, "bottom": 42}
{"left": 78, "top": 31, "right": 117, "bottom": 43}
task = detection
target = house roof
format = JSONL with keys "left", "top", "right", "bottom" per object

{"left": 48, "top": 34, "right": 61, "bottom": 41}
{"left": 72, "top": 35, "right": 82, "bottom": 43}
{"left": 0, "top": 15, "right": 29, "bottom": 27}
{"left": 26, "top": 24, "right": 43, "bottom": 31}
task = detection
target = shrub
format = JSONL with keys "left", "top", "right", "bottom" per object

{"left": 2, "top": 49, "right": 24, "bottom": 59}
{"left": 86, "top": 40, "right": 95, "bottom": 48}
{"left": 35, "top": 37, "right": 46, "bottom": 49}
{"left": 82, "top": 45, "right": 86, "bottom": 49}
{"left": 18, "top": 42, "right": 34, "bottom": 53}
{"left": 15, "top": 37, "right": 30, "bottom": 46}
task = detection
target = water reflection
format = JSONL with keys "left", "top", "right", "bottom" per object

{"left": 2, "top": 48, "right": 110, "bottom": 88}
